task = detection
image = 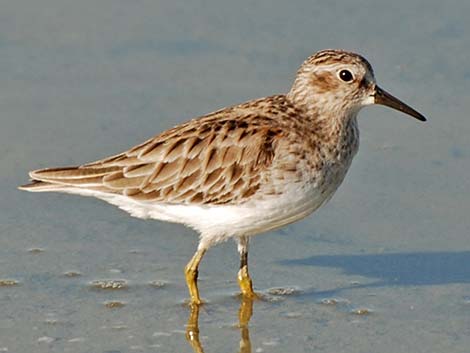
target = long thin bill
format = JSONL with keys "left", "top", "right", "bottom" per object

{"left": 374, "top": 86, "right": 426, "bottom": 122}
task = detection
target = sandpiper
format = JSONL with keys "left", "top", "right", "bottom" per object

{"left": 20, "top": 49, "right": 426, "bottom": 305}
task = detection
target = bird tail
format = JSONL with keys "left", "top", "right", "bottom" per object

{"left": 18, "top": 166, "right": 120, "bottom": 193}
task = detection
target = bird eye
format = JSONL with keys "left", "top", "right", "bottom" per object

{"left": 338, "top": 69, "right": 354, "bottom": 82}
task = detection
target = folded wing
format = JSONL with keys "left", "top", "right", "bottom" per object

{"left": 20, "top": 108, "right": 283, "bottom": 206}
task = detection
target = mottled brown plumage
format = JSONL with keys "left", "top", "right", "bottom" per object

{"left": 20, "top": 49, "right": 426, "bottom": 304}
{"left": 26, "top": 96, "right": 304, "bottom": 205}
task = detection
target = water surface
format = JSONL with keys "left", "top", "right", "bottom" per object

{"left": 1, "top": 0, "right": 470, "bottom": 352}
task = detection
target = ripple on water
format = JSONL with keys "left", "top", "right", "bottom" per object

{"left": 28, "top": 248, "right": 45, "bottom": 254}
{"left": 267, "top": 286, "right": 302, "bottom": 296}
{"left": 279, "top": 311, "right": 303, "bottom": 318}
{"left": 44, "top": 318, "right": 60, "bottom": 325}
{"left": 104, "top": 301, "right": 126, "bottom": 308}
{"left": 149, "top": 280, "right": 167, "bottom": 288}
{"left": 262, "top": 338, "right": 281, "bottom": 347}
{"left": 351, "top": 308, "right": 373, "bottom": 316}
{"left": 37, "top": 336, "right": 56, "bottom": 344}
{"left": 319, "top": 297, "right": 350, "bottom": 306}
{"left": 63, "top": 271, "right": 82, "bottom": 278}
{"left": 0, "top": 279, "right": 19, "bottom": 287}
{"left": 90, "top": 279, "right": 128, "bottom": 290}
{"left": 110, "top": 323, "right": 128, "bottom": 330}
{"left": 152, "top": 332, "right": 172, "bottom": 337}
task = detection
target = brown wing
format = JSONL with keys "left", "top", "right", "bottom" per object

{"left": 24, "top": 101, "right": 285, "bottom": 205}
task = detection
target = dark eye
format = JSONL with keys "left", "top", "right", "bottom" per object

{"left": 339, "top": 69, "right": 354, "bottom": 82}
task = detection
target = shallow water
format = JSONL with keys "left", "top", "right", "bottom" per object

{"left": 1, "top": 0, "right": 470, "bottom": 352}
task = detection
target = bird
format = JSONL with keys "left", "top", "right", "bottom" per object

{"left": 19, "top": 49, "right": 426, "bottom": 305}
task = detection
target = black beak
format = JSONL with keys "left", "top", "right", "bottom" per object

{"left": 374, "top": 86, "right": 426, "bottom": 122}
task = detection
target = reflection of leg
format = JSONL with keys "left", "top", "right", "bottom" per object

{"left": 185, "top": 298, "right": 254, "bottom": 353}
{"left": 237, "top": 236, "right": 257, "bottom": 298}
{"left": 184, "top": 248, "right": 207, "bottom": 305}
{"left": 238, "top": 297, "right": 254, "bottom": 353}
{"left": 239, "top": 325, "right": 251, "bottom": 353}
{"left": 238, "top": 296, "right": 254, "bottom": 327}
{"left": 185, "top": 304, "right": 205, "bottom": 353}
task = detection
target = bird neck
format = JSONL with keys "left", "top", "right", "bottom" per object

{"left": 286, "top": 91, "right": 360, "bottom": 151}
{"left": 315, "top": 114, "right": 360, "bottom": 160}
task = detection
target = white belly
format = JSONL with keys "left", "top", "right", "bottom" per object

{"left": 107, "top": 166, "right": 346, "bottom": 248}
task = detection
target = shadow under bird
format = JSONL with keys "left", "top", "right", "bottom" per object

{"left": 20, "top": 49, "right": 426, "bottom": 305}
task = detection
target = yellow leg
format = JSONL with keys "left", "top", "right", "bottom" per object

{"left": 184, "top": 248, "right": 206, "bottom": 305}
{"left": 237, "top": 237, "right": 258, "bottom": 299}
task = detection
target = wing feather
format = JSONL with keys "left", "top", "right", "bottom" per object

{"left": 22, "top": 96, "right": 292, "bottom": 205}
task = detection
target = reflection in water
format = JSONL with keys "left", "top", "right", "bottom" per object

{"left": 186, "top": 297, "right": 254, "bottom": 353}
